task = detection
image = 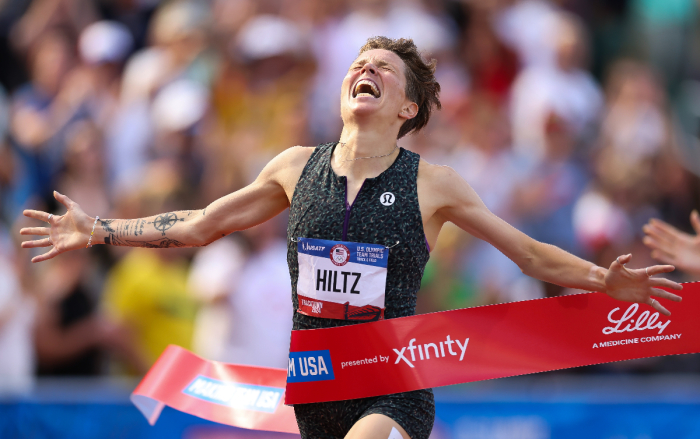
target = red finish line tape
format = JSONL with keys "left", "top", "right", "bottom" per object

{"left": 285, "top": 283, "right": 700, "bottom": 404}
{"left": 131, "top": 345, "right": 299, "bottom": 434}
{"left": 132, "top": 283, "right": 699, "bottom": 431}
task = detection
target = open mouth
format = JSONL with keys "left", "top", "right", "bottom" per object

{"left": 352, "top": 79, "right": 381, "bottom": 98}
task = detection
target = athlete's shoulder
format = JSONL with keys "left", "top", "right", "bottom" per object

{"left": 264, "top": 146, "right": 315, "bottom": 174}
{"left": 259, "top": 146, "right": 317, "bottom": 193}
{"left": 417, "top": 157, "right": 462, "bottom": 188}
{"left": 417, "top": 157, "right": 477, "bottom": 211}
{"left": 278, "top": 145, "right": 316, "bottom": 163}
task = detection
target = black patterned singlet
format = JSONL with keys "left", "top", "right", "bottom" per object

{"left": 287, "top": 142, "right": 435, "bottom": 439}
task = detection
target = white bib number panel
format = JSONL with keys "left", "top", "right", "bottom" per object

{"left": 297, "top": 237, "right": 388, "bottom": 321}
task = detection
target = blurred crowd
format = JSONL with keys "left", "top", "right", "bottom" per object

{"left": 2, "top": 0, "right": 700, "bottom": 395}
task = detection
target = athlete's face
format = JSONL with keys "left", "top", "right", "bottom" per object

{"left": 340, "top": 49, "right": 418, "bottom": 126}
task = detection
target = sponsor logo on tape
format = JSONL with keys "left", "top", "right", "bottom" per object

{"left": 287, "top": 350, "right": 335, "bottom": 383}
{"left": 603, "top": 303, "right": 670, "bottom": 335}
{"left": 393, "top": 335, "right": 469, "bottom": 368}
{"left": 593, "top": 303, "right": 679, "bottom": 348}
{"left": 183, "top": 376, "right": 283, "bottom": 413}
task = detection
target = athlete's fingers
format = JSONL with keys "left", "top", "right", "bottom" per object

{"left": 649, "top": 277, "right": 683, "bottom": 292}
{"left": 21, "top": 238, "right": 52, "bottom": 248}
{"left": 19, "top": 227, "right": 50, "bottom": 236}
{"left": 644, "top": 264, "right": 675, "bottom": 276}
{"left": 649, "top": 295, "right": 671, "bottom": 317}
{"left": 23, "top": 209, "right": 52, "bottom": 223}
{"left": 614, "top": 253, "right": 632, "bottom": 268}
{"left": 691, "top": 210, "right": 700, "bottom": 235}
{"left": 31, "top": 246, "right": 60, "bottom": 263}
{"left": 54, "top": 190, "right": 75, "bottom": 210}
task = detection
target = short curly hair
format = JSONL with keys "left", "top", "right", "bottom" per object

{"left": 358, "top": 36, "right": 441, "bottom": 139}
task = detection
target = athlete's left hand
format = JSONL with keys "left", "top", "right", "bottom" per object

{"left": 603, "top": 254, "right": 682, "bottom": 316}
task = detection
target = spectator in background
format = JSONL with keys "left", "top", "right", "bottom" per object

{"left": 208, "top": 13, "right": 314, "bottom": 191}
{"left": 0, "top": 227, "right": 34, "bottom": 394}
{"left": 514, "top": 113, "right": 588, "bottom": 253}
{"left": 150, "top": 78, "right": 210, "bottom": 202}
{"left": 439, "top": 96, "right": 542, "bottom": 305}
{"left": 105, "top": 0, "right": 213, "bottom": 194}
{"left": 571, "top": 61, "right": 661, "bottom": 260}
{"left": 512, "top": 112, "right": 589, "bottom": 295}
{"left": 8, "top": 30, "right": 84, "bottom": 203}
{"left": 55, "top": 120, "right": 110, "bottom": 218}
{"left": 572, "top": 58, "right": 684, "bottom": 271}
{"left": 221, "top": 220, "right": 292, "bottom": 369}
{"left": 102, "top": 237, "right": 197, "bottom": 371}
{"left": 0, "top": 85, "right": 23, "bottom": 224}
{"left": 9, "top": 0, "right": 98, "bottom": 53}
{"left": 596, "top": 60, "right": 697, "bottom": 230}
{"left": 77, "top": 20, "right": 133, "bottom": 130}
{"left": 599, "top": 60, "right": 667, "bottom": 165}
{"left": 462, "top": 11, "right": 518, "bottom": 104}
{"left": 188, "top": 219, "right": 293, "bottom": 369}
{"left": 448, "top": 97, "right": 520, "bottom": 220}
{"left": 187, "top": 235, "right": 248, "bottom": 362}
{"left": 494, "top": 0, "right": 561, "bottom": 68}
{"left": 33, "top": 250, "right": 146, "bottom": 376}
{"left": 509, "top": 12, "right": 603, "bottom": 160}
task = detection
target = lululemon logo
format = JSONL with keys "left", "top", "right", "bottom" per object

{"left": 380, "top": 192, "right": 395, "bottom": 206}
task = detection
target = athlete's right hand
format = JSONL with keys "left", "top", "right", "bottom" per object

{"left": 20, "top": 191, "right": 94, "bottom": 263}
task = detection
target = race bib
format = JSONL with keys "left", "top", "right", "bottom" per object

{"left": 297, "top": 237, "right": 388, "bottom": 321}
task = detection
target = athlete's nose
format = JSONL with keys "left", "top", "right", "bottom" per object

{"left": 361, "top": 63, "right": 377, "bottom": 75}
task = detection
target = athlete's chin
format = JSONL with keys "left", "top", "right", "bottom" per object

{"left": 345, "top": 101, "right": 383, "bottom": 117}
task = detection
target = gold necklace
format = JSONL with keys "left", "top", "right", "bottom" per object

{"left": 338, "top": 141, "right": 399, "bottom": 162}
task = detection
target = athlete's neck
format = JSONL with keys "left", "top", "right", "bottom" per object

{"left": 333, "top": 126, "right": 400, "bottom": 179}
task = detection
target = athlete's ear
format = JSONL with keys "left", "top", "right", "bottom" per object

{"left": 399, "top": 102, "right": 418, "bottom": 121}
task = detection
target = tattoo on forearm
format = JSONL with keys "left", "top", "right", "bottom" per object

{"left": 132, "top": 237, "right": 185, "bottom": 248}
{"left": 119, "top": 220, "right": 135, "bottom": 237}
{"left": 151, "top": 212, "right": 184, "bottom": 236}
{"left": 100, "top": 219, "right": 116, "bottom": 233}
{"left": 105, "top": 233, "right": 185, "bottom": 248}
{"left": 202, "top": 208, "right": 206, "bottom": 216}
{"left": 101, "top": 211, "right": 191, "bottom": 247}
{"left": 119, "top": 219, "right": 146, "bottom": 237}
{"left": 135, "top": 219, "right": 145, "bottom": 236}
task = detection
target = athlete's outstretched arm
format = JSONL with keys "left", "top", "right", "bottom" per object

{"left": 20, "top": 147, "right": 313, "bottom": 263}
{"left": 419, "top": 162, "right": 682, "bottom": 315}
